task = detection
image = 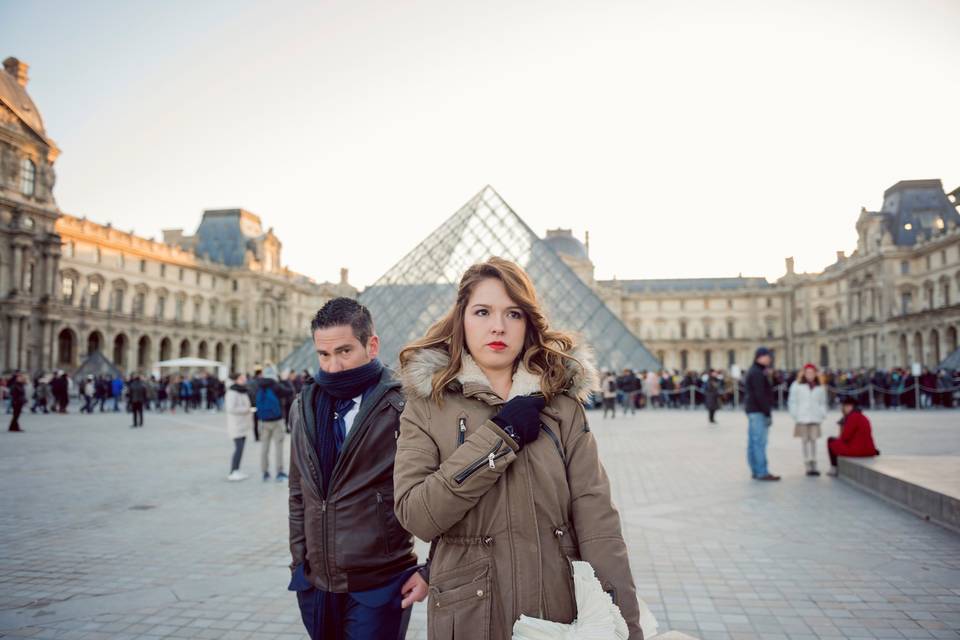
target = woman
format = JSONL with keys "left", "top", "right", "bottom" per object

{"left": 225, "top": 373, "right": 254, "bottom": 481}
{"left": 827, "top": 397, "right": 879, "bottom": 476}
{"left": 704, "top": 371, "right": 720, "bottom": 424}
{"left": 787, "top": 364, "right": 828, "bottom": 476}
{"left": 394, "top": 258, "right": 642, "bottom": 640}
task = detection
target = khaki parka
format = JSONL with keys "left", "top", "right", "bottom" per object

{"left": 393, "top": 348, "right": 642, "bottom": 640}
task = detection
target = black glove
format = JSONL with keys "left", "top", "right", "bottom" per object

{"left": 491, "top": 395, "right": 545, "bottom": 451}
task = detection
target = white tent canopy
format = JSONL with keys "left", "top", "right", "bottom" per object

{"left": 152, "top": 358, "right": 228, "bottom": 381}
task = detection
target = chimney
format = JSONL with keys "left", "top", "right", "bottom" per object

{"left": 3, "top": 57, "right": 29, "bottom": 87}
{"left": 340, "top": 268, "right": 349, "bottom": 285}
{"left": 836, "top": 250, "right": 845, "bottom": 262}
{"left": 785, "top": 256, "right": 795, "bottom": 275}
{"left": 584, "top": 230, "right": 590, "bottom": 258}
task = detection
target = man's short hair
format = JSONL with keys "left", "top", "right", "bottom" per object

{"left": 311, "top": 298, "right": 374, "bottom": 346}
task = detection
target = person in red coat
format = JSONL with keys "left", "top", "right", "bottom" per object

{"left": 827, "top": 397, "right": 880, "bottom": 476}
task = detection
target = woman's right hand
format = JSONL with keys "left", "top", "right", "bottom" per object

{"left": 491, "top": 395, "right": 545, "bottom": 450}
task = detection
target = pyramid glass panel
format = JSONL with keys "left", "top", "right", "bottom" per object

{"left": 281, "top": 186, "right": 659, "bottom": 375}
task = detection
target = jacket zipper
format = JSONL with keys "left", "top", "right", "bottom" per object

{"left": 457, "top": 417, "right": 466, "bottom": 446}
{"left": 539, "top": 424, "right": 565, "bottom": 464}
{"left": 453, "top": 440, "right": 509, "bottom": 485}
{"left": 376, "top": 492, "right": 392, "bottom": 554}
{"left": 321, "top": 499, "right": 331, "bottom": 586}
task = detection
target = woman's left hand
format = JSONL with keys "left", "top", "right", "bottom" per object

{"left": 400, "top": 572, "right": 428, "bottom": 609}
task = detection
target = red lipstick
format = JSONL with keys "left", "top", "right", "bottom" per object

{"left": 487, "top": 341, "right": 507, "bottom": 351}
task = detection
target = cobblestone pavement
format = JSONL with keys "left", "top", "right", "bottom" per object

{"left": 1, "top": 405, "right": 958, "bottom": 639}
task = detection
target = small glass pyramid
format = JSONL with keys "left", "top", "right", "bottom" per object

{"left": 281, "top": 186, "right": 659, "bottom": 374}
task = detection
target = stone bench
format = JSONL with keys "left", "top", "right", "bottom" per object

{"left": 838, "top": 455, "right": 960, "bottom": 533}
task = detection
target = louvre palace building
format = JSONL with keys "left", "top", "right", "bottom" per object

{"left": 0, "top": 57, "right": 354, "bottom": 376}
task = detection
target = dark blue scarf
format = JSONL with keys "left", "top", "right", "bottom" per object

{"left": 313, "top": 359, "right": 383, "bottom": 494}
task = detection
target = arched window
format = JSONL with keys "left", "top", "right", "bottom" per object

{"left": 20, "top": 158, "right": 35, "bottom": 196}
{"left": 61, "top": 275, "right": 75, "bottom": 304}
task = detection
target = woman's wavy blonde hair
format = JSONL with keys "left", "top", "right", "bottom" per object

{"left": 399, "top": 257, "right": 582, "bottom": 404}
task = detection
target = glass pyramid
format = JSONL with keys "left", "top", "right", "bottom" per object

{"left": 281, "top": 186, "right": 660, "bottom": 374}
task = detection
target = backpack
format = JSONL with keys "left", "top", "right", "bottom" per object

{"left": 256, "top": 385, "right": 282, "bottom": 421}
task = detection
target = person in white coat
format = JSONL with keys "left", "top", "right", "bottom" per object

{"left": 225, "top": 374, "right": 255, "bottom": 481}
{"left": 788, "top": 363, "right": 829, "bottom": 476}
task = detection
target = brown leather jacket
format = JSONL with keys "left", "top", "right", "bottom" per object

{"left": 394, "top": 348, "right": 642, "bottom": 640}
{"left": 288, "top": 367, "right": 418, "bottom": 592}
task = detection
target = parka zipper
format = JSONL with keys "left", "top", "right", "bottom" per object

{"left": 453, "top": 440, "right": 510, "bottom": 485}
{"left": 457, "top": 417, "right": 467, "bottom": 446}
{"left": 539, "top": 424, "right": 565, "bottom": 464}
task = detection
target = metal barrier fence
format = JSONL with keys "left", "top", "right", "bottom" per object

{"left": 616, "top": 382, "right": 960, "bottom": 411}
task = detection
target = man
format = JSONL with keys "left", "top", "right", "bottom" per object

{"left": 51, "top": 371, "right": 68, "bottom": 413}
{"left": 256, "top": 365, "right": 292, "bottom": 482}
{"left": 744, "top": 347, "right": 780, "bottom": 481}
{"left": 619, "top": 368, "right": 641, "bottom": 415}
{"left": 111, "top": 375, "right": 124, "bottom": 412}
{"left": 8, "top": 372, "right": 26, "bottom": 432}
{"left": 128, "top": 374, "right": 147, "bottom": 428}
{"left": 288, "top": 298, "right": 427, "bottom": 639}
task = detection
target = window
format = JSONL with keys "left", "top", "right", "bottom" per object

{"left": 766, "top": 322, "right": 774, "bottom": 338}
{"left": 65, "top": 241, "right": 75, "bottom": 258}
{"left": 156, "top": 297, "right": 166, "bottom": 319}
{"left": 175, "top": 297, "right": 184, "bottom": 321}
{"left": 230, "top": 307, "right": 239, "bottom": 329}
{"left": 727, "top": 299, "right": 733, "bottom": 309}
{"left": 818, "top": 310, "right": 827, "bottom": 331}
{"left": 140, "top": 260, "right": 146, "bottom": 273}
{"left": 819, "top": 345, "right": 829, "bottom": 367}
{"left": 19, "top": 158, "right": 35, "bottom": 196}
{"left": 61, "top": 276, "right": 74, "bottom": 303}
{"left": 925, "top": 255, "right": 931, "bottom": 270}
{"left": 704, "top": 350, "right": 712, "bottom": 369}
{"left": 178, "top": 268, "right": 184, "bottom": 282}
{"left": 193, "top": 302, "right": 201, "bottom": 322}
{"left": 703, "top": 322, "right": 711, "bottom": 338}
{"left": 679, "top": 321, "right": 687, "bottom": 339}
{"left": 118, "top": 254, "right": 125, "bottom": 269}
{"left": 766, "top": 298, "right": 772, "bottom": 308}
{"left": 727, "top": 350, "right": 735, "bottom": 367}
{"left": 94, "top": 248, "right": 101, "bottom": 264}
{"left": 160, "top": 264, "right": 166, "bottom": 277}
{"left": 113, "top": 288, "right": 124, "bottom": 312}
{"left": 900, "top": 260, "right": 909, "bottom": 275}
{"left": 726, "top": 321, "right": 735, "bottom": 338}
{"left": 89, "top": 281, "right": 101, "bottom": 309}
{"left": 133, "top": 292, "right": 145, "bottom": 316}
{"left": 209, "top": 302, "right": 217, "bottom": 326}
{"left": 232, "top": 279, "right": 238, "bottom": 292}
{"left": 680, "top": 350, "right": 688, "bottom": 370}
{"left": 24, "top": 264, "right": 33, "bottom": 293}
{"left": 195, "top": 272, "right": 201, "bottom": 285}
{"left": 901, "top": 291, "right": 912, "bottom": 315}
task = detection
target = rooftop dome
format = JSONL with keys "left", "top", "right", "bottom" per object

{"left": 543, "top": 228, "right": 589, "bottom": 261}
{"left": 0, "top": 57, "right": 50, "bottom": 143}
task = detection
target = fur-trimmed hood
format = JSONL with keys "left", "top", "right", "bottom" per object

{"left": 400, "top": 345, "right": 598, "bottom": 403}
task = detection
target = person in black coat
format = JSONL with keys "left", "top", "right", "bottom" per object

{"left": 8, "top": 373, "right": 27, "bottom": 432}
{"left": 128, "top": 374, "right": 147, "bottom": 428}
{"left": 744, "top": 347, "right": 779, "bottom": 481}
{"left": 704, "top": 371, "right": 720, "bottom": 424}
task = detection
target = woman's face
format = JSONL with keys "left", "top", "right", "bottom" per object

{"left": 463, "top": 277, "right": 527, "bottom": 374}
{"left": 803, "top": 368, "right": 817, "bottom": 383}
{"left": 236, "top": 374, "right": 247, "bottom": 385}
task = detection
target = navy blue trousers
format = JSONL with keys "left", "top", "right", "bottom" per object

{"left": 293, "top": 567, "right": 414, "bottom": 640}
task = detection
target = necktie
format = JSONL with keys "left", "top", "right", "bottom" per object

{"left": 318, "top": 398, "right": 355, "bottom": 495}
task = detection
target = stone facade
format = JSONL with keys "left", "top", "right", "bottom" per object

{"left": 54, "top": 211, "right": 355, "bottom": 375}
{"left": 547, "top": 180, "right": 960, "bottom": 372}
{"left": 0, "top": 55, "right": 355, "bottom": 376}
{"left": 0, "top": 57, "right": 63, "bottom": 374}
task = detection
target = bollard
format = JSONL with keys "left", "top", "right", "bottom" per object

{"left": 733, "top": 385, "right": 739, "bottom": 409}
{"left": 689, "top": 386, "right": 695, "bottom": 409}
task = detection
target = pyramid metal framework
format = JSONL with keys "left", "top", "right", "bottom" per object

{"left": 281, "top": 186, "right": 659, "bottom": 374}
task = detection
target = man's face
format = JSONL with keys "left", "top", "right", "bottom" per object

{"left": 757, "top": 354, "right": 772, "bottom": 367}
{"left": 313, "top": 324, "right": 379, "bottom": 374}
{"left": 842, "top": 403, "right": 853, "bottom": 416}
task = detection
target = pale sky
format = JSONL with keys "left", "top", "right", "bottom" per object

{"left": 2, "top": 0, "right": 958, "bottom": 288}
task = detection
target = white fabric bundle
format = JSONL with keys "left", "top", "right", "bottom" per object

{"left": 512, "top": 561, "right": 659, "bottom": 640}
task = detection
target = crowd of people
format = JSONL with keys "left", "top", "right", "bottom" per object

{"left": 592, "top": 365, "right": 960, "bottom": 416}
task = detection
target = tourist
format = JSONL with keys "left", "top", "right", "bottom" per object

{"left": 827, "top": 397, "right": 880, "bottom": 476}
{"left": 7, "top": 372, "right": 26, "bottom": 432}
{"left": 225, "top": 373, "right": 253, "bottom": 481}
{"left": 745, "top": 347, "right": 780, "bottom": 481}
{"left": 704, "top": 370, "right": 720, "bottom": 424}
{"left": 601, "top": 370, "right": 617, "bottom": 418}
{"left": 128, "top": 374, "right": 147, "bottom": 428}
{"left": 111, "top": 374, "right": 124, "bottom": 412}
{"left": 394, "top": 257, "right": 643, "bottom": 639}
{"left": 51, "top": 371, "right": 69, "bottom": 413}
{"left": 619, "top": 368, "right": 641, "bottom": 414}
{"left": 287, "top": 298, "right": 427, "bottom": 638}
{"left": 30, "top": 374, "right": 51, "bottom": 414}
{"left": 255, "top": 364, "right": 291, "bottom": 482}
{"left": 788, "top": 363, "right": 828, "bottom": 476}
{"left": 645, "top": 368, "right": 661, "bottom": 408}
{"left": 80, "top": 375, "right": 95, "bottom": 413}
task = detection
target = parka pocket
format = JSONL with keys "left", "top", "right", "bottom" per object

{"left": 428, "top": 560, "right": 493, "bottom": 640}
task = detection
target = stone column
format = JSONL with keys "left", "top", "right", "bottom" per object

{"left": 8, "top": 316, "right": 21, "bottom": 370}
{"left": 11, "top": 242, "right": 24, "bottom": 294}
